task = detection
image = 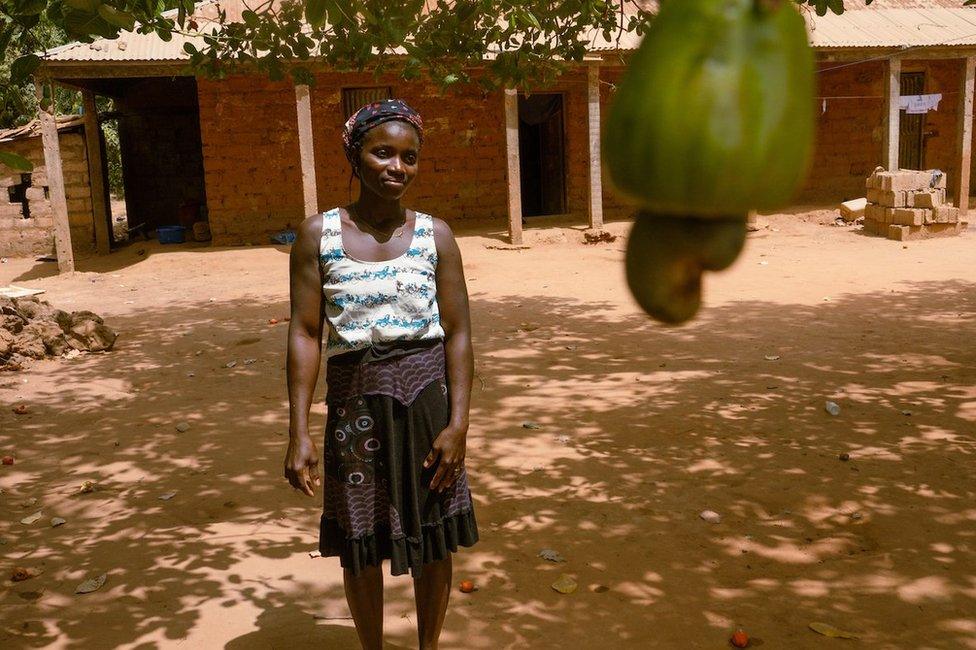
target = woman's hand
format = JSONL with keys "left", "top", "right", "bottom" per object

{"left": 284, "top": 432, "right": 321, "bottom": 497}
{"left": 424, "top": 424, "right": 468, "bottom": 493}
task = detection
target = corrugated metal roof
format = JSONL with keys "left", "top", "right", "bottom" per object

{"left": 38, "top": 1, "right": 976, "bottom": 65}
{"left": 0, "top": 116, "right": 85, "bottom": 143}
{"left": 41, "top": 1, "right": 223, "bottom": 63}
{"left": 841, "top": 0, "right": 960, "bottom": 8}
{"left": 807, "top": 7, "right": 976, "bottom": 47}
{"left": 40, "top": 0, "right": 656, "bottom": 63}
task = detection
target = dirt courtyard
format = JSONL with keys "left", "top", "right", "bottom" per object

{"left": 1, "top": 210, "right": 975, "bottom": 649}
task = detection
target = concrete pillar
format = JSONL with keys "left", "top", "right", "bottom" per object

{"left": 586, "top": 64, "right": 604, "bottom": 230}
{"left": 956, "top": 56, "right": 975, "bottom": 215}
{"left": 883, "top": 57, "right": 901, "bottom": 171}
{"left": 295, "top": 84, "right": 318, "bottom": 217}
{"left": 504, "top": 88, "right": 523, "bottom": 245}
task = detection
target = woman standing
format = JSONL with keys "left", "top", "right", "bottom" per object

{"left": 284, "top": 99, "right": 479, "bottom": 650}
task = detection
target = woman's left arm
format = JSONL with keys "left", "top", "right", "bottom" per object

{"left": 424, "top": 217, "right": 474, "bottom": 493}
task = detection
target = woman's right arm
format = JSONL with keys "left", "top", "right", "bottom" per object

{"left": 284, "top": 214, "right": 325, "bottom": 497}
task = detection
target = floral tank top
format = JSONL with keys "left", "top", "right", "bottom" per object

{"left": 319, "top": 207, "right": 445, "bottom": 358}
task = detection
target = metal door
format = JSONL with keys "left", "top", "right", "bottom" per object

{"left": 899, "top": 72, "right": 925, "bottom": 170}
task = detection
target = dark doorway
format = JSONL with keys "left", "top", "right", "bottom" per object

{"left": 518, "top": 93, "right": 566, "bottom": 217}
{"left": 114, "top": 77, "right": 208, "bottom": 234}
{"left": 899, "top": 72, "right": 926, "bottom": 170}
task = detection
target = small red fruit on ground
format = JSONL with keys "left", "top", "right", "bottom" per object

{"left": 731, "top": 629, "right": 749, "bottom": 648}
{"left": 459, "top": 580, "right": 475, "bottom": 593}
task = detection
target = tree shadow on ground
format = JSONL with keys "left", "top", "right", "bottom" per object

{"left": 8, "top": 240, "right": 292, "bottom": 283}
{"left": 0, "top": 279, "right": 974, "bottom": 649}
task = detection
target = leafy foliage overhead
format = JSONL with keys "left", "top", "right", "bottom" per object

{"left": 0, "top": 1, "right": 879, "bottom": 91}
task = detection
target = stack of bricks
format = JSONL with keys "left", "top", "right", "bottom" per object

{"left": 863, "top": 168, "right": 966, "bottom": 241}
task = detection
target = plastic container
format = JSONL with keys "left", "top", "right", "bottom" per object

{"left": 270, "top": 230, "right": 297, "bottom": 245}
{"left": 157, "top": 225, "right": 186, "bottom": 244}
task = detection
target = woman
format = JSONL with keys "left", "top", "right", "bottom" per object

{"left": 284, "top": 98, "right": 478, "bottom": 650}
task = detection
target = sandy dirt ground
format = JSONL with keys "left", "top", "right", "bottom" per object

{"left": 1, "top": 210, "right": 975, "bottom": 649}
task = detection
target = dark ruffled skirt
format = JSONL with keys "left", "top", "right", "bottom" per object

{"left": 319, "top": 341, "right": 479, "bottom": 577}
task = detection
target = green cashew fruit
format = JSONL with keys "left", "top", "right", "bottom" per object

{"left": 626, "top": 213, "right": 747, "bottom": 325}
{"left": 604, "top": 0, "right": 814, "bottom": 216}
{"left": 606, "top": 0, "right": 813, "bottom": 323}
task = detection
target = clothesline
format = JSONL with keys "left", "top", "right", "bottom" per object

{"left": 817, "top": 90, "right": 961, "bottom": 100}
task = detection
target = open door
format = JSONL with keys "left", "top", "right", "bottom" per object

{"left": 518, "top": 93, "right": 566, "bottom": 217}
{"left": 899, "top": 72, "right": 926, "bottom": 170}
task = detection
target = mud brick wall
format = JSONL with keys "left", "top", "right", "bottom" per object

{"left": 800, "top": 58, "right": 976, "bottom": 205}
{"left": 306, "top": 70, "right": 510, "bottom": 225}
{"left": 0, "top": 131, "right": 94, "bottom": 258}
{"left": 197, "top": 75, "right": 305, "bottom": 245}
{"left": 915, "top": 58, "right": 962, "bottom": 199}
{"left": 799, "top": 61, "right": 886, "bottom": 203}
{"left": 600, "top": 66, "right": 636, "bottom": 222}
{"left": 307, "top": 69, "right": 620, "bottom": 228}
{"left": 197, "top": 65, "right": 632, "bottom": 244}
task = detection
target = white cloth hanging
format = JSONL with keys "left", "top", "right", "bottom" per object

{"left": 898, "top": 93, "right": 942, "bottom": 115}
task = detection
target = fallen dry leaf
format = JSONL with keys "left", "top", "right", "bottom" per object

{"left": 20, "top": 511, "right": 42, "bottom": 525}
{"left": 809, "top": 622, "right": 860, "bottom": 639}
{"left": 75, "top": 573, "right": 107, "bottom": 594}
{"left": 551, "top": 574, "right": 578, "bottom": 594}
{"left": 538, "top": 548, "right": 566, "bottom": 563}
{"left": 11, "top": 567, "right": 41, "bottom": 582}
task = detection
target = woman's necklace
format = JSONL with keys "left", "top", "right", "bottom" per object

{"left": 350, "top": 206, "right": 405, "bottom": 240}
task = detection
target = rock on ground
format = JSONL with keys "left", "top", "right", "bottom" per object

{"left": 0, "top": 297, "right": 116, "bottom": 370}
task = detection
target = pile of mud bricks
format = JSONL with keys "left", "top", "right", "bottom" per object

{"left": 863, "top": 168, "right": 966, "bottom": 241}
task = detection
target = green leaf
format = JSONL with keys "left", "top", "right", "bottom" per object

{"left": 63, "top": 0, "right": 100, "bottom": 12}
{"left": 305, "top": 0, "right": 326, "bottom": 27}
{"left": 63, "top": 8, "right": 118, "bottom": 38}
{"left": 443, "top": 73, "right": 459, "bottom": 84}
{"left": 0, "top": 150, "right": 35, "bottom": 172}
{"left": 11, "top": 0, "right": 48, "bottom": 16}
{"left": 826, "top": 0, "right": 844, "bottom": 15}
{"left": 0, "top": 24, "right": 14, "bottom": 61}
{"left": 97, "top": 4, "right": 136, "bottom": 30}
{"left": 10, "top": 54, "right": 41, "bottom": 83}
{"left": 183, "top": 42, "right": 197, "bottom": 54}
{"left": 45, "top": 0, "right": 65, "bottom": 21}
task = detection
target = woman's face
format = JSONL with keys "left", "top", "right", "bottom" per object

{"left": 357, "top": 120, "right": 420, "bottom": 200}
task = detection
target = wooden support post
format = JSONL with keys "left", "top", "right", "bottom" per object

{"left": 883, "top": 57, "right": 901, "bottom": 171}
{"left": 956, "top": 56, "right": 975, "bottom": 215}
{"left": 503, "top": 88, "right": 523, "bottom": 245}
{"left": 295, "top": 84, "right": 318, "bottom": 217}
{"left": 82, "top": 90, "right": 110, "bottom": 255}
{"left": 35, "top": 77, "right": 74, "bottom": 274}
{"left": 586, "top": 64, "right": 604, "bottom": 231}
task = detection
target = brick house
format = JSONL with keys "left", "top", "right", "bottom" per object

{"left": 0, "top": 116, "right": 95, "bottom": 258}
{"left": 8, "top": 0, "right": 976, "bottom": 271}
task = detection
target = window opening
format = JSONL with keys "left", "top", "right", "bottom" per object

{"left": 6, "top": 173, "right": 32, "bottom": 219}
{"left": 342, "top": 87, "right": 393, "bottom": 121}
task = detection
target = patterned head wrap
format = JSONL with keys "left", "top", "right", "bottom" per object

{"left": 342, "top": 98, "right": 424, "bottom": 177}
